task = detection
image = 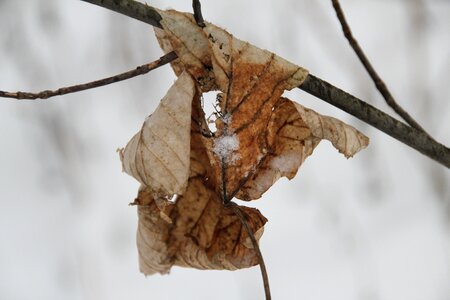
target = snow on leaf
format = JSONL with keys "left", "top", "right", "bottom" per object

{"left": 120, "top": 71, "right": 195, "bottom": 197}
{"left": 213, "top": 134, "right": 240, "bottom": 163}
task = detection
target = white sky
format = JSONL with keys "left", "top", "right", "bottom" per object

{"left": 0, "top": 1, "right": 449, "bottom": 300}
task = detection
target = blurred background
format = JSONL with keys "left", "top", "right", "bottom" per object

{"left": 0, "top": 0, "right": 449, "bottom": 299}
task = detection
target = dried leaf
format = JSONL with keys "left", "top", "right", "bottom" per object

{"left": 292, "top": 102, "right": 370, "bottom": 158}
{"left": 136, "top": 97, "right": 267, "bottom": 275}
{"left": 120, "top": 71, "right": 195, "bottom": 197}
{"left": 154, "top": 9, "right": 309, "bottom": 200}
{"left": 120, "top": 8, "right": 369, "bottom": 276}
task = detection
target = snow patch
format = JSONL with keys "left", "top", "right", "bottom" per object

{"left": 213, "top": 134, "right": 240, "bottom": 162}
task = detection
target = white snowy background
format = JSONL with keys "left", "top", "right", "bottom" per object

{"left": 0, "top": 0, "right": 449, "bottom": 299}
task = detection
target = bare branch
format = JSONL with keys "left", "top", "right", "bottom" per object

{"left": 192, "top": 0, "right": 206, "bottom": 28}
{"left": 298, "top": 75, "right": 450, "bottom": 168}
{"left": 227, "top": 202, "right": 271, "bottom": 300}
{"left": 80, "top": 0, "right": 162, "bottom": 28}
{"left": 3, "top": 0, "right": 448, "bottom": 167}
{"left": 331, "top": 0, "right": 431, "bottom": 136}
{"left": 0, "top": 52, "right": 177, "bottom": 100}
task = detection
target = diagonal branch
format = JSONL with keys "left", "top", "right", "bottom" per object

{"left": 0, "top": 52, "right": 177, "bottom": 100}
{"left": 298, "top": 75, "right": 450, "bottom": 168}
{"left": 331, "top": 0, "right": 430, "bottom": 136}
{"left": 80, "top": 0, "right": 162, "bottom": 28}
{"left": 2, "top": 0, "right": 448, "bottom": 168}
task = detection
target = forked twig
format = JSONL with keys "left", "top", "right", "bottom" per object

{"left": 227, "top": 202, "right": 272, "bottom": 300}
{"left": 330, "top": 0, "right": 431, "bottom": 137}
{"left": 0, "top": 51, "right": 177, "bottom": 100}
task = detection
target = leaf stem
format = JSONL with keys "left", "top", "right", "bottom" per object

{"left": 192, "top": 0, "right": 206, "bottom": 28}
{"left": 228, "top": 202, "right": 271, "bottom": 300}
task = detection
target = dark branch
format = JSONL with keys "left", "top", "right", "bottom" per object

{"left": 331, "top": 0, "right": 431, "bottom": 136}
{"left": 192, "top": 0, "right": 206, "bottom": 28}
{"left": 228, "top": 202, "right": 271, "bottom": 300}
{"left": 0, "top": 52, "right": 177, "bottom": 100}
{"left": 298, "top": 75, "right": 450, "bottom": 168}
{"left": 80, "top": 0, "right": 162, "bottom": 28}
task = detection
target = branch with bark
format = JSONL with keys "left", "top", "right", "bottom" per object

{"left": 0, "top": 52, "right": 176, "bottom": 100}
{"left": 2, "top": 0, "right": 448, "bottom": 168}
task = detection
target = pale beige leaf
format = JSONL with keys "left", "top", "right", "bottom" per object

{"left": 120, "top": 71, "right": 195, "bottom": 197}
{"left": 293, "top": 102, "right": 369, "bottom": 158}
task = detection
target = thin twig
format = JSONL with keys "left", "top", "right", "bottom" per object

{"left": 0, "top": 52, "right": 177, "bottom": 100}
{"left": 331, "top": 0, "right": 431, "bottom": 137}
{"left": 227, "top": 202, "right": 271, "bottom": 300}
{"left": 192, "top": 0, "right": 206, "bottom": 28}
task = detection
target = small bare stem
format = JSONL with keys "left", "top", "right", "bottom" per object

{"left": 331, "top": 0, "right": 431, "bottom": 137}
{"left": 0, "top": 52, "right": 177, "bottom": 100}
{"left": 192, "top": 0, "right": 206, "bottom": 28}
{"left": 228, "top": 202, "right": 271, "bottom": 300}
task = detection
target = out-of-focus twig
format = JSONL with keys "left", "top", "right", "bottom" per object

{"left": 228, "top": 202, "right": 271, "bottom": 300}
{"left": 330, "top": 0, "right": 431, "bottom": 137}
{"left": 0, "top": 52, "right": 177, "bottom": 100}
